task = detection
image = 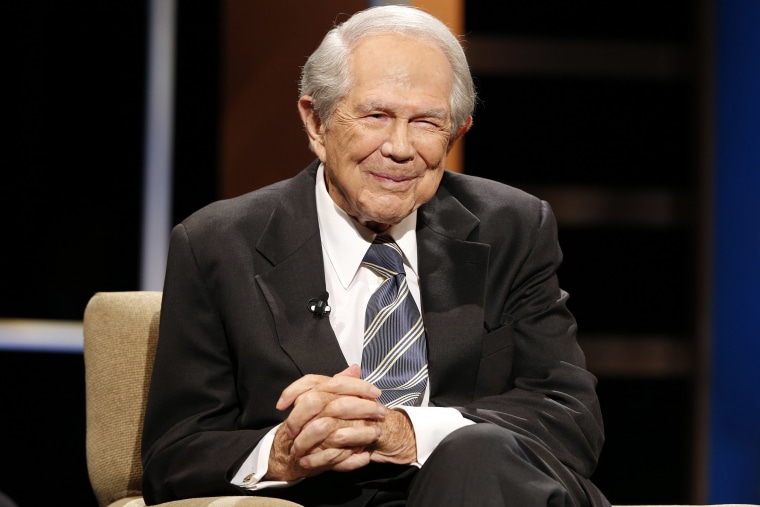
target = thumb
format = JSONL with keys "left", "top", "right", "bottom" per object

{"left": 336, "top": 363, "right": 362, "bottom": 379}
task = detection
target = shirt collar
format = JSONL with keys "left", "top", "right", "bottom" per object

{"left": 315, "top": 163, "right": 419, "bottom": 290}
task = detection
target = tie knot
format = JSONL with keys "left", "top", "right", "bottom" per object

{"left": 362, "top": 236, "right": 405, "bottom": 277}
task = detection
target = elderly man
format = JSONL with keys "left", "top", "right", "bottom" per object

{"left": 141, "top": 5, "right": 610, "bottom": 507}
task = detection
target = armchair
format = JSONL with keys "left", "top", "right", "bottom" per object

{"left": 83, "top": 291, "right": 300, "bottom": 507}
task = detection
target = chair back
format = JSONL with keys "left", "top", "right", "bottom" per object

{"left": 84, "top": 291, "right": 162, "bottom": 507}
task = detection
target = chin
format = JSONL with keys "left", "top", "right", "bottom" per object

{"left": 366, "top": 205, "right": 406, "bottom": 221}
{"left": 359, "top": 210, "right": 404, "bottom": 229}
{"left": 356, "top": 196, "right": 418, "bottom": 226}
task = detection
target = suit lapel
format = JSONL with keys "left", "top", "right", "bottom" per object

{"left": 417, "top": 178, "right": 490, "bottom": 405}
{"left": 255, "top": 162, "right": 348, "bottom": 377}
{"left": 252, "top": 165, "right": 490, "bottom": 394}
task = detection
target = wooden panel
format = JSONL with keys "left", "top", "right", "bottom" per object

{"left": 412, "top": 0, "right": 464, "bottom": 35}
{"left": 412, "top": 0, "right": 466, "bottom": 173}
{"left": 579, "top": 335, "right": 694, "bottom": 377}
{"left": 221, "top": 1, "right": 367, "bottom": 198}
{"left": 520, "top": 186, "right": 691, "bottom": 227}
{"left": 467, "top": 36, "right": 690, "bottom": 79}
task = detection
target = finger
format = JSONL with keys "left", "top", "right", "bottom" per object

{"left": 313, "top": 375, "right": 381, "bottom": 400}
{"left": 284, "top": 391, "right": 386, "bottom": 440}
{"left": 322, "top": 424, "right": 381, "bottom": 449}
{"left": 291, "top": 417, "right": 380, "bottom": 458}
{"left": 290, "top": 416, "right": 343, "bottom": 458}
{"left": 331, "top": 450, "right": 371, "bottom": 472}
{"left": 278, "top": 375, "right": 381, "bottom": 438}
{"left": 336, "top": 363, "right": 362, "bottom": 379}
{"left": 276, "top": 373, "right": 333, "bottom": 411}
{"left": 322, "top": 396, "right": 387, "bottom": 421}
{"left": 277, "top": 366, "right": 375, "bottom": 411}
{"left": 282, "top": 390, "right": 335, "bottom": 438}
{"left": 297, "top": 446, "right": 356, "bottom": 471}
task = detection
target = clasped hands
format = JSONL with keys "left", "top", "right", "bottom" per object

{"left": 265, "top": 364, "right": 417, "bottom": 481}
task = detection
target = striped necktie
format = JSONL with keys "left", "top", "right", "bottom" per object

{"left": 360, "top": 235, "right": 428, "bottom": 408}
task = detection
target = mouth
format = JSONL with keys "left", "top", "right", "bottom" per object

{"left": 370, "top": 171, "right": 416, "bottom": 185}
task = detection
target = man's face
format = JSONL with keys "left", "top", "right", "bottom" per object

{"left": 301, "top": 34, "right": 455, "bottom": 231}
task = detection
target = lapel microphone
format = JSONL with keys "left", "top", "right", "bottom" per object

{"left": 308, "top": 291, "right": 331, "bottom": 318}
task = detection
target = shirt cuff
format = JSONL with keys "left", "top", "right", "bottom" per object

{"left": 230, "top": 424, "right": 302, "bottom": 491}
{"left": 396, "top": 406, "right": 475, "bottom": 465}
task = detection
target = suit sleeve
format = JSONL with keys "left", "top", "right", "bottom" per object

{"left": 457, "top": 200, "right": 605, "bottom": 479}
{"left": 141, "top": 224, "right": 271, "bottom": 504}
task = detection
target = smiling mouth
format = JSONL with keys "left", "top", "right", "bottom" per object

{"left": 371, "top": 172, "right": 415, "bottom": 184}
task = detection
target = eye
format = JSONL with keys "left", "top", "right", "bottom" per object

{"left": 362, "top": 113, "right": 390, "bottom": 126}
{"left": 413, "top": 118, "right": 442, "bottom": 128}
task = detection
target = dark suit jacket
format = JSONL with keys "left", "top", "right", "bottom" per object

{"left": 142, "top": 160, "right": 606, "bottom": 505}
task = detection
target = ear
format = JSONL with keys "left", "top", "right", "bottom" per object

{"left": 298, "top": 96, "right": 327, "bottom": 161}
{"left": 448, "top": 116, "right": 473, "bottom": 151}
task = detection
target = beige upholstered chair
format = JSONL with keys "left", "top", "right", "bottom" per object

{"left": 83, "top": 291, "right": 756, "bottom": 507}
{"left": 83, "top": 291, "right": 302, "bottom": 507}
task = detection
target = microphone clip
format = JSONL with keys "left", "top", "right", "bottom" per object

{"left": 308, "top": 291, "right": 331, "bottom": 318}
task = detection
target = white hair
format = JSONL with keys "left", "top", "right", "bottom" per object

{"left": 299, "top": 4, "right": 476, "bottom": 134}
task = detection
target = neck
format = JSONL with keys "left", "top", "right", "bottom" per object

{"left": 364, "top": 221, "right": 392, "bottom": 234}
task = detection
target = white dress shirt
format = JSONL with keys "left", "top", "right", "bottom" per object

{"left": 232, "top": 165, "right": 473, "bottom": 490}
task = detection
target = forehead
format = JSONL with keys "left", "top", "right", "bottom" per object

{"left": 346, "top": 34, "right": 452, "bottom": 107}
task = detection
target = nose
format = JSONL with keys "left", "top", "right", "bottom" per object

{"left": 380, "top": 120, "right": 414, "bottom": 162}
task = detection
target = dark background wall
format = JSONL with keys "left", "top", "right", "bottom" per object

{"left": 2, "top": 1, "right": 759, "bottom": 506}
{"left": 2, "top": 3, "right": 213, "bottom": 505}
{"left": 4, "top": 2, "right": 147, "bottom": 321}
{"left": 463, "top": 1, "right": 701, "bottom": 503}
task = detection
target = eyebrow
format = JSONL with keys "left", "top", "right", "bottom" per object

{"left": 357, "top": 101, "right": 449, "bottom": 120}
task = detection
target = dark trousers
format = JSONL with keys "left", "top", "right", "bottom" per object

{"left": 261, "top": 424, "right": 607, "bottom": 507}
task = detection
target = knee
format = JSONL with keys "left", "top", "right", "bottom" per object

{"left": 413, "top": 425, "right": 578, "bottom": 506}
